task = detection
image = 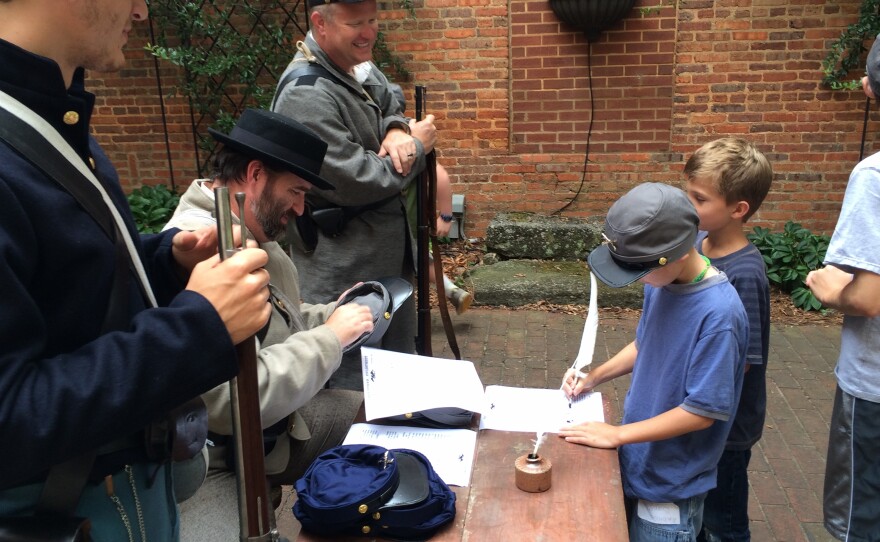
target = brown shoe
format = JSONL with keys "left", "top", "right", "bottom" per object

{"left": 448, "top": 287, "right": 473, "bottom": 315}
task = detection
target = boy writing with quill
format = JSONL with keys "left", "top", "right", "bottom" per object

{"left": 560, "top": 183, "right": 748, "bottom": 541}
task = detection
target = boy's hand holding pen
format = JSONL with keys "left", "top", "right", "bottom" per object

{"left": 563, "top": 367, "right": 591, "bottom": 406}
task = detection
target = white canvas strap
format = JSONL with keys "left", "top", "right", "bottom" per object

{"left": 0, "top": 89, "right": 157, "bottom": 307}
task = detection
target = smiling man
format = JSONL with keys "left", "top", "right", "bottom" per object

{"left": 164, "top": 108, "right": 371, "bottom": 540}
{"left": 271, "top": 0, "right": 438, "bottom": 390}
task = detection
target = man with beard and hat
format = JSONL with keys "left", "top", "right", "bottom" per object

{"left": 164, "top": 108, "right": 375, "bottom": 541}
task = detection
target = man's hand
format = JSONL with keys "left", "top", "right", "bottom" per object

{"left": 172, "top": 227, "right": 220, "bottom": 274}
{"left": 326, "top": 303, "right": 375, "bottom": 349}
{"left": 558, "top": 421, "right": 621, "bottom": 449}
{"left": 379, "top": 128, "right": 419, "bottom": 176}
{"left": 434, "top": 215, "right": 451, "bottom": 237}
{"left": 186, "top": 248, "right": 271, "bottom": 344}
{"left": 172, "top": 226, "right": 257, "bottom": 277}
{"left": 409, "top": 114, "right": 436, "bottom": 154}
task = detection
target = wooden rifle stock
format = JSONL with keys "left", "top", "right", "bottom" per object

{"left": 214, "top": 187, "right": 281, "bottom": 542}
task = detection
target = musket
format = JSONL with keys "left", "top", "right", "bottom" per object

{"left": 414, "top": 86, "right": 461, "bottom": 359}
{"left": 414, "top": 87, "right": 433, "bottom": 356}
{"left": 214, "top": 187, "right": 282, "bottom": 542}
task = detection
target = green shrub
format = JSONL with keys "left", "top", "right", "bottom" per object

{"left": 128, "top": 184, "right": 180, "bottom": 234}
{"left": 747, "top": 221, "right": 830, "bottom": 312}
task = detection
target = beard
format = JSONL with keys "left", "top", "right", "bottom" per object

{"left": 253, "top": 193, "right": 290, "bottom": 242}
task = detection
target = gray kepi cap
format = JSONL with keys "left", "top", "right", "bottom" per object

{"left": 587, "top": 182, "right": 699, "bottom": 288}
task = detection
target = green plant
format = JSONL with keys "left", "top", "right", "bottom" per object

{"left": 638, "top": 0, "right": 674, "bottom": 17}
{"left": 747, "top": 221, "right": 830, "bottom": 312}
{"left": 822, "top": 0, "right": 880, "bottom": 90}
{"left": 146, "top": 0, "right": 298, "bottom": 175}
{"left": 128, "top": 184, "right": 181, "bottom": 234}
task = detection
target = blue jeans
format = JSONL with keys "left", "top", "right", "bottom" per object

{"left": 699, "top": 449, "right": 752, "bottom": 542}
{"left": 627, "top": 493, "right": 707, "bottom": 542}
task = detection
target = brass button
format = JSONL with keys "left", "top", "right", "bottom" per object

{"left": 63, "top": 111, "right": 80, "bottom": 125}
{"left": 88, "top": 157, "right": 96, "bottom": 170}
{"left": 658, "top": 257, "right": 668, "bottom": 266}
{"left": 372, "top": 512, "right": 381, "bottom": 520}
{"left": 384, "top": 311, "right": 391, "bottom": 320}
{"left": 361, "top": 526, "right": 371, "bottom": 534}
{"left": 405, "top": 412, "right": 413, "bottom": 419}
{"left": 358, "top": 504, "right": 368, "bottom": 514}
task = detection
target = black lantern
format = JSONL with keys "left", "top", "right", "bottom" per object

{"left": 548, "top": 0, "right": 637, "bottom": 43}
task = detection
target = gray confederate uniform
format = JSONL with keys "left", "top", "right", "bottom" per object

{"left": 273, "top": 34, "right": 423, "bottom": 389}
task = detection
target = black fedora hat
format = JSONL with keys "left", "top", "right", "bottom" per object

{"left": 208, "top": 109, "right": 334, "bottom": 191}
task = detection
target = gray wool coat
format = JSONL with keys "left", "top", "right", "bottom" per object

{"left": 272, "top": 34, "right": 422, "bottom": 360}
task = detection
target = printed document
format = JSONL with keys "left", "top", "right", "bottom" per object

{"left": 361, "top": 347, "right": 488, "bottom": 421}
{"left": 479, "top": 385, "right": 604, "bottom": 433}
{"left": 343, "top": 423, "right": 477, "bottom": 487}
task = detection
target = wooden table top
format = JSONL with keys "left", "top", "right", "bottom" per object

{"left": 294, "top": 403, "right": 628, "bottom": 541}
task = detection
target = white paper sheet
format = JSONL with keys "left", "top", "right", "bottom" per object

{"left": 361, "top": 347, "right": 488, "bottom": 421}
{"left": 343, "top": 423, "right": 478, "bottom": 487}
{"left": 479, "top": 385, "right": 604, "bottom": 433}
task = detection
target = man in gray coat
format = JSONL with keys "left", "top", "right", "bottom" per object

{"left": 272, "top": 0, "right": 437, "bottom": 390}
{"left": 165, "top": 109, "right": 373, "bottom": 540}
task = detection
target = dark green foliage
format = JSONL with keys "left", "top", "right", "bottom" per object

{"left": 128, "top": 184, "right": 180, "bottom": 234}
{"left": 748, "top": 222, "right": 830, "bottom": 312}
{"left": 822, "top": 0, "right": 880, "bottom": 90}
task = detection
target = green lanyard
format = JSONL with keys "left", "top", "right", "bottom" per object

{"left": 691, "top": 255, "right": 711, "bottom": 283}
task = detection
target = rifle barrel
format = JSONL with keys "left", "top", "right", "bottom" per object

{"left": 414, "top": 86, "right": 432, "bottom": 356}
{"left": 214, "top": 187, "right": 278, "bottom": 541}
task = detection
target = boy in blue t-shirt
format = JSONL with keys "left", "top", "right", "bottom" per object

{"left": 684, "top": 138, "right": 773, "bottom": 542}
{"left": 561, "top": 182, "right": 748, "bottom": 541}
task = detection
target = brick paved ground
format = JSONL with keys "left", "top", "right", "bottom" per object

{"left": 278, "top": 308, "right": 843, "bottom": 541}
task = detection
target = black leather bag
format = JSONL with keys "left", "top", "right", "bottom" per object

{"left": 145, "top": 397, "right": 209, "bottom": 462}
{"left": 0, "top": 516, "right": 90, "bottom": 542}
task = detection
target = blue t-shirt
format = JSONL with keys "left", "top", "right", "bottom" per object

{"left": 697, "top": 231, "right": 770, "bottom": 450}
{"left": 824, "top": 151, "right": 880, "bottom": 403}
{"left": 620, "top": 274, "right": 748, "bottom": 502}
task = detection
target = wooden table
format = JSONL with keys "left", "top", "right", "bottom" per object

{"left": 293, "top": 404, "right": 628, "bottom": 541}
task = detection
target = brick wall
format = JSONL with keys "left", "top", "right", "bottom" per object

{"left": 88, "top": 0, "right": 879, "bottom": 237}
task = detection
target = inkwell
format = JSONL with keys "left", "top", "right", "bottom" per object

{"left": 515, "top": 432, "right": 552, "bottom": 492}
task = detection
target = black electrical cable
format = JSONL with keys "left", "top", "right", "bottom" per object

{"left": 553, "top": 39, "right": 594, "bottom": 215}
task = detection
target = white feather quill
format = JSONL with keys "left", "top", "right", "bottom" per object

{"left": 532, "top": 431, "right": 547, "bottom": 457}
{"left": 571, "top": 271, "right": 599, "bottom": 373}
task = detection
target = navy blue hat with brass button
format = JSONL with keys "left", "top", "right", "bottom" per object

{"left": 588, "top": 182, "right": 699, "bottom": 288}
{"left": 294, "top": 444, "right": 456, "bottom": 540}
